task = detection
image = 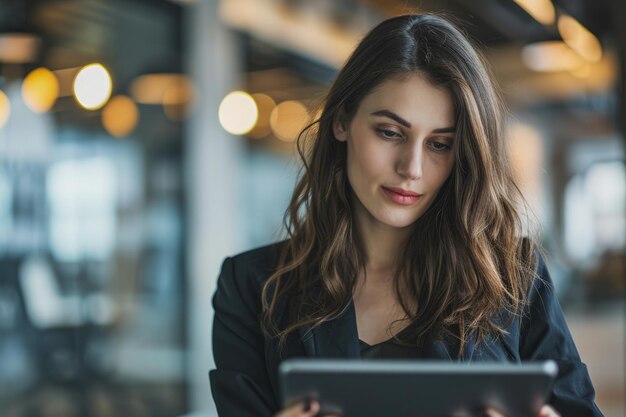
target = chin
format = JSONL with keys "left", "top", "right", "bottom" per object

{"left": 378, "top": 212, "right": 421, "bottom": 229}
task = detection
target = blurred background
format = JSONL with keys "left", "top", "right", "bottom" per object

{"left": 0, "top": 0, "right": 623, "bottom": 416}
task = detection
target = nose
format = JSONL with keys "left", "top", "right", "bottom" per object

{"left": 396, "top": 141, "right": 423, "bottom": 180}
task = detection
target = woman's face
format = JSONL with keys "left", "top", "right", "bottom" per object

{"left": 334, "top": 72, "right": 456, "bottom": 231}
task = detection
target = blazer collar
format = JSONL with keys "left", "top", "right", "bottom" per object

{"left": 297, "top": 300, "right": 361, "bottom": 358}
{"left": 297, "top": 299, "right": 482, "bottom": 362}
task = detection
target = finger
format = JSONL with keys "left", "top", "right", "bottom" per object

{"left": 302, "top": 399, "right": 320, "bottom": 416}
{"left": 482, "top": 407, "right": 506, "bottom": 417}
{"left": 538, "top": 405, "right": 561, "bottom": 417}
{"left": 309, "top": 400, "right": 321, "bottom": 416}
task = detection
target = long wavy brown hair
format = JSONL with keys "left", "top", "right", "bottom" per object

{"left": 261, "top": 13, "right": 539, "bottom": 356}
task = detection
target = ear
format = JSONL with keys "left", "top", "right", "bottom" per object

{"left": 333, "top": 118, "right": 348, "bottom": 142}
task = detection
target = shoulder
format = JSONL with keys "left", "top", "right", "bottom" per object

{"left": 213, "top": 240, "right": 289, "bottom": 313}
{"left": 510, "top": 237, "right": 550, "bottom": 302}
{"left": 526, "top": 251, "right": 555, "bottom": 303}
{"left": 520, "top": 251, "right": 567, "bottom": 344}
{"left": 223, "top": 239, "right": 289, "bottom": 287}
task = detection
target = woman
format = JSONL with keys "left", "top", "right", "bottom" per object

{"left": 210, "top": 14, "right": 603, "bottom": 417}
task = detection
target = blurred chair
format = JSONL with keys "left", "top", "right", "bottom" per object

{"left": 0, "top": 256, "right": 36, "bottom": 402}
{"left": 18, "top": 255, "right": 117, "bottom": 382}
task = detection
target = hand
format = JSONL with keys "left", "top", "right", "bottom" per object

{"left": 480, "top": 405, "right": 561, "bottom": 417}
{"left": 274, "top": 399, "right": 319, "bottom": 417}
{"left": 273, "top": 399, "right": 342, "bottom": 417}
{"left": 537, "top": 405, "right": 561, "bottom": 417}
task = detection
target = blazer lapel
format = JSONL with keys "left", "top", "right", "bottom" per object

{"left": 419, "top": 313, "right": 519, "bottom": 363}
{"left": 469, "top": 310, "right": 520, "bottom": 362}
{"left": 298, "top": 300, "right": 360, "bottom": 359}
{"left": 420, "top": 332, "right": 457, "bottom": 360}
{"left": 295, "top": 296, "right": 513, "bottom": 362}
{"left": 297, "top": 302, "right": 475, "bottom": 361}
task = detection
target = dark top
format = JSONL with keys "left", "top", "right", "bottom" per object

{"left": 359, "top": 324, "right": 423, "bottom": 359}
{"left": 209, "top": 240, "right": 604, "bottom": 417}
{"left": 359, "top": 338, "right": 423, "bottom": 359}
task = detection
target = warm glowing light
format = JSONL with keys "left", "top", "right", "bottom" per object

{"left": 218, "top": 91, "right": 258, "bottom": 135}
{"left": 0, "top": 33, "right": 40, "bottom": 63}
{"left": 507, "top": 122, "right": 544, "bottom": 214}
{"left": 73, "top": 63, "right": 113, "bottom": 110}
{"left": 270, "top": 100, "right": 308, "bottom": 142}
{"left": 102, "top": 95, "right": 139, "bottom": 138}
{"left": 22, "top": 67, "right": 59, "bottom": 113}
{"left": 131, "top": 74, "right": 193, "bottom": 105}
{"left": 0, "top": 90, "right": 9, "bottom": 128}
{"left": 570, "top": 63, "right": 591, "bottom": 79}
{"left": 249, "top": 93, "right": 276, "bottom": 139}
{"left": 513, "top": 0, "right": 555, "bottom": 25}
{"left": 163, "top": 77, "right": 195, "bottom": 121}
{"left": 521, "top": 41, "right": 584, "bottom": 72}
{"left": 130, "top": 73, "right": 194, "bottom": 121}
{"left": 558, "top": 15, "right": 602, "bottom": 63}
{"left": 163, "top": 76, "right": 194, "bottom": 105}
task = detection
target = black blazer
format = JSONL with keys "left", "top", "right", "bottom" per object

{"left": 209, "top": 241, "right": 604, "bottom": 417}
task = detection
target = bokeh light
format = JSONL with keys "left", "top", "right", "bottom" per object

{"left": 218, "top": 91, "right": 258, "bottom": 135}
{"left": 270, "top": 100, "right": 308, "bottom": 142}
{"left": 507, "top": 122, "right": 545, "bottom": 226}
{"left": 249, "top": 93, "right": 276, "bottom": 139}
{"left": 163, "top": 77, "right": 195, "bottom": 121}
{"left": 570, "top": 64, "right": 591, "bottom": 79}
{"left": 22, "top": 67, "right": 60, "bottom": 113}
{"left": 131, "top": 74, "right": 193, "bottom": 105}
{"left": 521, "top": 41, "right": 584, "bottom": 72}
{"left": 73, "top": 63, "right": 113, "bottom": 110}
{"left": 102, "top": 95, "right": 139, "bottom": 138}
{"left": 0, "top": 33, "right": 40, "bottom": 64}
{"left": 0, "top": 89, "right": 10, "bottom": 128}
{"left": 558, "top": 15, "right": 602, "bottom": 63}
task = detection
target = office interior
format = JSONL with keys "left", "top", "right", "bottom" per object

{"left": 0, "top": 0, "right": 623, "bottom": 416}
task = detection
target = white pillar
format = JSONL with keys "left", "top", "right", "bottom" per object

{"left": 184, "top": 0, "right": 245, "bottom": 414}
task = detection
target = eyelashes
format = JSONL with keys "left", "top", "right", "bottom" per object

{"left": 375, "top": 128, "right": 402, "bottom": 140}
{"left": 374, "top": 128, "right": 453, "bottom": 152}
{"left": 428, "top": 141, "right": 452, "bottom": 151}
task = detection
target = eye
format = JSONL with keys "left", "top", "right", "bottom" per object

{"left": 428, "top": 140, "right": 452, "bottom": 152}
{"left": 375, "top": 128, "right": 402, "bottom": 140}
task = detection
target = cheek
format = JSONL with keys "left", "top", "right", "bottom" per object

{"left": 348, "top": 135, "right": 390, "bottom": 181}
{"left": 356, "top": 147, "right": 388, "bottom": 179}
{"left": 426, "top": 156, "right": 454, "bottom": 187}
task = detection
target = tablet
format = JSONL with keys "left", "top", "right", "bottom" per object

{"left": 280, "top": 359, "right": 558, "bottom": 417}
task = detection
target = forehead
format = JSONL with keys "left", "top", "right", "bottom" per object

{"left": 357, "top": 73, "right": 455, "bottom": 127}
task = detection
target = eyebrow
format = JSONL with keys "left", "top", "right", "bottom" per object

{"left": 371, "top": 110, "right": 455, "bottom": 133}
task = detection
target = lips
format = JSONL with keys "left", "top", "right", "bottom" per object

{"left": 381, "top": 186, "right": 423, "bottom": 206}
{"left": 382, "top": 186, "right": 421, "bottom": 197}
